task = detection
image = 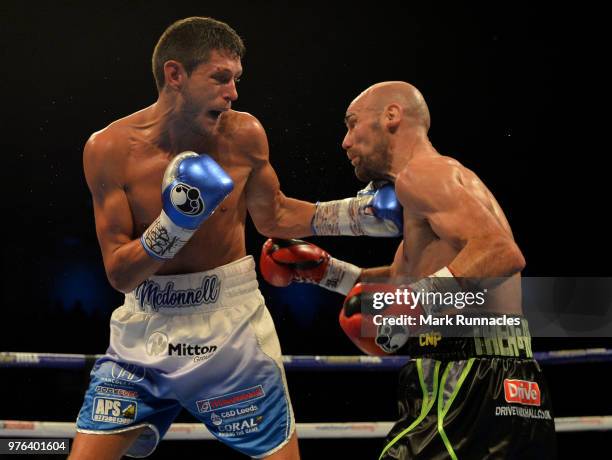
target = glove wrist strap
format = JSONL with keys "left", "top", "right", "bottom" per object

{"left": 140, "top": 210, "right": 196, "bottom": 260}
{"left": 319, "top": 257, "right": 362, "bottom": 295}
{"left": 311, "top": 198, "right": 364, "bottom": 236}
{"left": 409, "top": 266, "right": 462, "bottom": 315}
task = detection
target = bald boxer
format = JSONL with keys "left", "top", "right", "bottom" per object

{"left": 70, "top": 18, "right": 404, "bottom": 460}
{"left": 261, "top": 82, "right": 557, "bottom": 459}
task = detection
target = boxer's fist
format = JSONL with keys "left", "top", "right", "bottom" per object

{"left": 312, "top": 180, "right": 403, "bottom": 237}
{"left": 162, "top": 152, "right": 234, "bottom": 229}
{"left": 357, "top": 181, "right": 404, "bottom": 236}
{"left": 260, "top": 239, "right": 361, "bottom": 295}
{"left": 339, "top": 283, "right": 424, "bottom": 355}
{"left": 141, "top": 152, "right": 234, "bottom": 260}
{"left": 260, "top": 239, "right": 330, "bottom": 287}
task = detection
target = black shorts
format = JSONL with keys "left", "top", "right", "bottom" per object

{"left": 379, "top": 356, "right": 557, "bottom": 460}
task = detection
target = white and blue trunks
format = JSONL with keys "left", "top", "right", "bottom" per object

{"left": 75, "top": 256, "right": 295, "bottom": 458}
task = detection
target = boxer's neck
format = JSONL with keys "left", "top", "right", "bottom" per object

{"left": 386, "top": 131, "right": 435, "bottom": 179}
{"left": 147, "top": 92, "right": 216, "bottom": 154}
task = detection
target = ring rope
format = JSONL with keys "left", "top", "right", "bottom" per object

{"left": 3, "top": 349, "right": 610, "bottom": 439}
{"left": 1, "top": 349, "right": 611, "bottom": 370}
{"left": 1, "top": 417, "right": 610, "bottom": 439}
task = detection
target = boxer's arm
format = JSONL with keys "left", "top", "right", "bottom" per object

{"left": 395, "top": 162, "right": 525, "bottom": 282}
{"left": 83, "top": 132, "right": 164, "bottom": 293}
{"left": 242, "top": 116, "right": 315, "bottom": 238}
{"left": 358, "top": 266, "right": 392, "bottom": 281}
{"left": 357, "top": 241, "right": 405, "bottom": 281}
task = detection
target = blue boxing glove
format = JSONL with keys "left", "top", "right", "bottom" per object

{"left": 311, "top": 180, "right": 403, "bottom": 237}
{"left": 141, "top": 151, "right": 234, "bottom": 260}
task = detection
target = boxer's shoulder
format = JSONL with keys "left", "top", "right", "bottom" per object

{"left": 85, "top": 115, "right": 134, "bottom": 158}
{"left": 404, "top": 154, "right": 460, "bottom": 177}
{"left": 218, "top": 110, "right": 268, "bottom": 160}
{"left": 83, "top": 117, "right": 134, "bottom": 186}
{"left": 222, "top": 109, "right": 263, "bottom": 130}
{"left": 395, "top": 155, "right": 464, "bottom": 211}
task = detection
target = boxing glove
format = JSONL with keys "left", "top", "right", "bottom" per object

{"left": 311, "top": 180, "right": 403, "bottom": 237}
{"left": 340, "top": 282, "right": 426, "bottom": 355}
{"left": 260, "top": 238, "right": 361, "bottom": 295}
{"left": 141, "top": 151, "right": 234, "bottom": 260}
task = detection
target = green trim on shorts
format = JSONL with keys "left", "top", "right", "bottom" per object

{"left": 378, "top": 359, "right": 440, "bottom": 460}
{"left": 436, "top": 358, "right": 475, "bottom": 460}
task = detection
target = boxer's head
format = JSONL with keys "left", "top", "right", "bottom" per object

{"left": 153, "top": 17, "right": 245, "bottom": 131}
{"left": 342, "top": 81, "right": 430, "bottom": 182}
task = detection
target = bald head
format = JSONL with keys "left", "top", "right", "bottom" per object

{"left": 351, "top": 81, "right": 431, "bottom": 131}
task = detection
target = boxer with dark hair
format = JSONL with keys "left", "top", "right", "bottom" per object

{"left": 71, "top": 17, "right": 403, "bottom": 460}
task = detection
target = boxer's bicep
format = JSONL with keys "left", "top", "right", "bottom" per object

{"left": 83, "top": 136, "right": 133, "bottom": 265}
{"left": 245, "top": 158, "right": 285, "bottom": 233}
{"left": 240, "top": 116, "right": 314, "bottom": 237}
{"left": 238, "top": 115, "right": 283, "bottom": 232}
{"left": 92, "top": 187, "right": 134, "bottom": 263}
{"left": 426, "top": 185, "right": 500, "bottom": 249}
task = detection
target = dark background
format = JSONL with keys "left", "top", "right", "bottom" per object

{"left": 0, "top": 2, "right": 608, "bottom": 458}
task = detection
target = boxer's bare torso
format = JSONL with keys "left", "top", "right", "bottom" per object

{"left": 90, "top": 108, "right": 258, "bottom": 275}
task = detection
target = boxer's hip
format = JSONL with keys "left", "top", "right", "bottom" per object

{"left": 123, "top": 255, "right": 259, "bottom": 315}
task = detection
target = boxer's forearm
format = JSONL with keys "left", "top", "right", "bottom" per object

{"left": 104, "top": 239, "right": 165, "bottom": 293}
{"left": 358, "top": 266, "right": 392, "bottom": 282}
{"left": 449, "top": 236, "right": 526, "bottom": 286}
{"left": 256, "top": 195, "right": 316, "bottom": 239}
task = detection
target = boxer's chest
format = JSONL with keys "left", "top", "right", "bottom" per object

{"left": 122, "top": 142, "right": 251, "bottom": 238}
{"left": 401, "top": 216, "right": 459, "bottom": 278}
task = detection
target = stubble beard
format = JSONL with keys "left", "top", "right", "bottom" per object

{"left": 355, "top": 132, "right": 392, "bottom": 183}
{"left": 180, "top": 88, "right": 214, "bottom": 137}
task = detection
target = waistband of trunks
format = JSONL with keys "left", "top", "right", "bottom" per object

{"left": 123, "top": 256, "right": 259, "bottom": 315}
{"left": 403, "top": 315, "right": 533, "bottom": 360}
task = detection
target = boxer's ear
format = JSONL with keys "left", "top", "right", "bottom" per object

{"left": 384, "top": 104, "right": 402, "bottom": 132}
{"left": 163, "top": 60, "right": 186, "bottom": 91}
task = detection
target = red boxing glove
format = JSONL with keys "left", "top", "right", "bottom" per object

{"left": 259, "top": 239, "right": 361, "bottom": 295}
{"left": 339, "top": 283, "right": 425, "bottom": 355}
{"left": 260, "top": 239, "right": 330, "bottom": 286}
